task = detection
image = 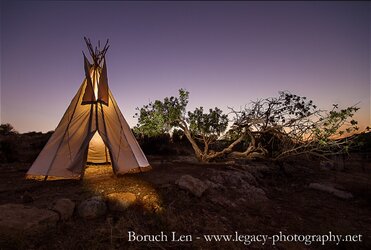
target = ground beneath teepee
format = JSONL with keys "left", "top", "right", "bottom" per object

{"left": 0, "top": 154, "right": 370, "bottom": 250}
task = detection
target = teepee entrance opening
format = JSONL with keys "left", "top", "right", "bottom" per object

{"left": 87, "top": 131, "right": 111, "bottom": 164}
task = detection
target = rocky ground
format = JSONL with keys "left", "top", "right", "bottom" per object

{"left": 0, "top": 154, "right": 370, "bottom": 250}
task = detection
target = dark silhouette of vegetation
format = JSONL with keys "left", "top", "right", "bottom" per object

{"left": 0, "top": 123, "right": 18, "bottom": 136}
{"left": 0, "top": 125, "right": 53, "bottom": 163}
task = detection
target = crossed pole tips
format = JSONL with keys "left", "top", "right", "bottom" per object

{"left": 83, "top": 37, "right": 110, "bottom": 66}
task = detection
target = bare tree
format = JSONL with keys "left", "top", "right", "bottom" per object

{"left": 228, "top": 92, "right": 359, "bottom": 160}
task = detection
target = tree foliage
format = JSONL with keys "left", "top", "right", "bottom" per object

{"left": 0, "top": 123, "right": 18, "bottom": 136}
{"left": 133, "top": 101, "right": 167, "bottom": 137}
{"left": 135, "top": 90, "right": 361, "bottom": 162}
{"left": 188, "top": 107, "right": 228, "bottom": 141}
{"left": 229, "top": 92, "right": 360, "bottom": 160}
{"left": 134, "top": 89, "right": 189, "bottom": 137}
{"left": 135, "top": 89, "right": 236, "bottom": 161}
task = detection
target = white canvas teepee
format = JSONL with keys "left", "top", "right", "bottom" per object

{"left": 27, "top": 38, "right": 150, "bottom": 179}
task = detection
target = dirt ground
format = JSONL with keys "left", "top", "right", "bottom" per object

{"left": 0, "top": 154, "right": 370, "bottom": 250}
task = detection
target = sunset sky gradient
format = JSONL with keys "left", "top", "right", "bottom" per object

{"left": 1, "top": 1, "right": 370, "bottom": 133}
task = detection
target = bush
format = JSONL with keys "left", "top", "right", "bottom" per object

{"left": 138, "top": 134, "right": 174, "bottom": 155}
{"left": 0, "top": 136, "right": 19, "bottom": 162}
{"left": 0, "top": 123, "right": 18, "bottom": 135}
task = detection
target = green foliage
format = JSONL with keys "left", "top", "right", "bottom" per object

{"left": 160, "top": 88, "right": 189, "bottom": 127}
{"left": 188, "top": 107, "right": 228, "bottom": 139}
{"left": 267, "top": 92, "right": 316, "bottom": 125}
{"left": 133, "top": 101, "right": 167, "bottom": 137}
{"left": 135, "top": 89, "right": 232, "bottom": 161}
{"left": 135, "top": 89, "right": 362, "bottom": 161}
{"left": 134, "top": 89, "right": 228, "bottom": 142}
{"left": 315, "top": 105, "right": 360, "bottom": 141}
{"left": 134, "top": 89, "right": 189, "bottom": 137}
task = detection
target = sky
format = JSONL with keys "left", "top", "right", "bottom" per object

{"left": 1, "top": 1, "right": 370, "bottom": 133}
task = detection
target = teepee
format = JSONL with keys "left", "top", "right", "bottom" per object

{"left": 27, "top": 38, "right": 150, "bottom": 179}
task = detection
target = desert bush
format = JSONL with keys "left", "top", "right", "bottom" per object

{"left": 138, "top": 134, "right": 176, "bottom": 155}
{"left": 0, "top": 136, "right": 19, "bottom": 162}
{"left": 0, "top": 129, "right": 53, "bottom": 163}
{"left": 0, "top": 123, "right": 18, "bottom": 135}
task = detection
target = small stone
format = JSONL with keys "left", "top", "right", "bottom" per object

{"left": 52, "top": 198, "right": 75, "bottom": 221}
{"left": 78, "top": 196, "right": 107, "bottom": 219}
{"left": 309, "top": 183, "right": 353, "bottom": 200}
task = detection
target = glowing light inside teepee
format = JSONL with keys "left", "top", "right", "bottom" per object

{"left": 93, "top": 70, "right": 99, "bottom": 100}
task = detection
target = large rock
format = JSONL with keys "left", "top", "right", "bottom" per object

{"left": 106, "top": 192, "right": 137, "bottom": 212}
{"left": 208, "top": 169, "right": 269, "bottom": 209}
{"left": 0, "top": 204, "right": 58, "bottom": 237}
{"left": 210, "top": 169, "right": 257, "bottom": 187}
{"left": 78, "top": 196, "right": 107, "bottom": 219}
{"left": 176, "top": 175, "right": 208, "bottom": 197}
{"left": 210, "top": 168, "right": 257, "bottom": 186}
{"left": 52, "top": 198, "right": 75, "bottom": 221}
{"left": 309, "top": 183, "right": 353, "bottom": 200}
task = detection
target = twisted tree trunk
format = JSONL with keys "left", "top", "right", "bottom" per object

{"left": 178, "top": 120, "right": 247, "bottom": 162}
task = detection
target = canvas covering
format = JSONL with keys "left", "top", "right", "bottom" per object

{"left": 27, "top": 60, "right": 150, "bottom": 179}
